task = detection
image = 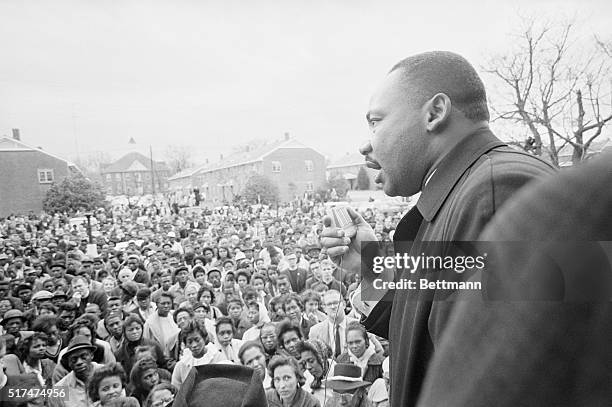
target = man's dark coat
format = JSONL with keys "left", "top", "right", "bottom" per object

{"left": 362, "top": 129, "right": 555, "bottom": 407}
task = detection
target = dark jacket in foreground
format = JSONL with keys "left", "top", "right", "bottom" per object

{"left": 416, "top": 152, "right": 612, "bottom": 406}
{"left": 362, "top": 129, "right": 555, "bottom": 407}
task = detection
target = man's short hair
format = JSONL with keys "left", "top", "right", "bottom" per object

{"left": 283, "top": 293, "right": 304, "bottom": 311}
{"left": 276, "top": 273, "right": 290, "bottom": 282}
{"left": 136, "top": 288, "right": 152, "bottom": 300}
{"left": 157, "top": 291, "right": 174, "bottom": 303}
{"left": 390, "top": 51, "right": 490, "bottom": 122}
{"left": 215, "top": 316, "right": 235, "bottom": 335}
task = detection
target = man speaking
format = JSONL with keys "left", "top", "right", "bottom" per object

{"left": 321, "top": 51, "right": 554, "bottom": 407}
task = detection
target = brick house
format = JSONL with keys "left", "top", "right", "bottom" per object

{"left": 100, "top": 151, "right": 170, "bottom": 196}
{"left": 169, "top": 135, "right": 327, "bottom": 204}
{"left": 327, "top": 151, "right": 378, "bottom": 190}
{"left": 0, "top": 131, "right": 82, "bottom": 217}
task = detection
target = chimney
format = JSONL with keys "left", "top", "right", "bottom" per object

{"left": 12, "top": 128, "right": 20, "bottom": 141}
{"left": 220, "top": 154, "right": 223, "bottom": 160}
{"left": 284, "top": 132, "right": 290, "bottom": 141}
{"left": 245, "top": 145, "right": 250, "bottom": 152}
{"left": 205, "top": 158, "right": 209, "bottom": 164}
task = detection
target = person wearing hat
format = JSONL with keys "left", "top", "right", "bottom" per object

{"left": 0, "top": 310, "right": 33, "bottom": 350}
{"left": 241, "top": 244, "right": 255, "bottom": 261}
{"left": 118, "top": 281, "right": 139, "bottom": 313}
{"left": 23, "top": 290, "right": 55, "bottom": 326}
{"left": 324, "top": 364, "right": 371, "bottom": 407}
{"left": 50, "top": 335, "right": 102, "bottom": 407}
{"left": 134, "top": 287, "right": 157, "bottom": 322}
{"left": 169, "top": 266, "right": 197, "bottom": 305}
{"left": 174, "top": 363, "right": 268, "bottom": 407}
{"left": 52, "top": 289, "right": 69, "bottom": 307}
{"left": 50, "top": 260, "right": 67, "bottom": 280}
{"left": 16, "top": 282, "right": 34, "bottom": 311}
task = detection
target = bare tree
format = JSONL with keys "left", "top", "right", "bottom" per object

{"left": 485, "top": 19, "right": 612, "bottom": 166}
{"left": 72, "top": 151, "right": 112, "bottom": 181}
{"left": 596, "top": 36, "right": 612, "bottom": 58}
{"left": 164, "top": 145, "right": 194, "bottom": 174}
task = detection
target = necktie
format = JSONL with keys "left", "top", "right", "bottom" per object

{"left": 334, "top": 324, "right": 342, "bottom": 358}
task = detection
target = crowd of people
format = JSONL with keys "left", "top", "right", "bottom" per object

{"left": 0, "top": 199, "right": 400, "bottom": 407}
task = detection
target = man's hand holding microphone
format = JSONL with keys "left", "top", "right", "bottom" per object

{"left": 320, "top": 206, "right": 394, "bottom": 317}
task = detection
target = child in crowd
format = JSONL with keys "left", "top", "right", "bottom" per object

{"left": 226, "top": 297, "right": 251, "bottom": 339}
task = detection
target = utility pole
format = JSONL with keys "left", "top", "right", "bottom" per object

{"left": 150, "top": 145, "right": 156, "bottom": 195}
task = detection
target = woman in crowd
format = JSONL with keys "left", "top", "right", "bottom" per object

{"left": 145, "top": 382, "right": 177, "bottom": 407}
{"left": 269, "top": 295, "right": 287, "bottom": 322}
{"left": 215, "top": 246, "right": 232, "bottom": 267}
{"left": 197, "top": 286, "right": 223, "bottom": 320}
{"left": 2, "top": 331, "right": 56, "bottom": 386}
{"left": 192, "top": 265, "right": 207, "bottom": 288}
{"left": 115, "top": 315, "right": 165, "bottom": 374}
{"left": 31, "top": 315, "right": 63, "bottom": 363}
{"left": 300, "top": 291, "right": 326, "bottom": 324}
{"left": 102, "top": 277, "right": 118, "bottom": 297}
{"left": 266, "top": 356, "right": 320, "bottom": 407}
{"left": 336, "top": 321, "right": 384, "bottom": 384}
{"left": 129, "top": 357, "right": 167, "bottom": 405}
{"left": 87, "top": 362, "right": 139, "bottom": 407}
{"left": 0, "top": 297, "right": 16, "bottom": 322}
{"left": 297, "top": 339, "right": 334, "bottom": 406}
{"left": 250, "top": 273, "right": 271, "bottom": 309}
{"left": 171, "top": 320, "right": 228, "bottom": 388}
{"left": 259, "top": 322, "right": 280, "bottom": 362}
{"left": 277, "top": 321, "right": 303, "bottom": 360}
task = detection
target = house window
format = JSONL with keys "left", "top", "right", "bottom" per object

{"left": 105, "top": 174, "right": 112, "bottom": 182}
{"left": 272, "top": 161, "right": 281, "bottom": 173}
{"left": 305, "top": 160, "right": 314, "bottom": 172}
{"left": 115, "top": 173, "right": 121, "bottom": 181}
{"left": 306, "top": 181, "right": 314, "bottom": 192}
{"left": 38, "top": 169, "right": 54, "bottom": 183}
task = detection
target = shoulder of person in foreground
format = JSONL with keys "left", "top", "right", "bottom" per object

{"left": 417, "top": 153, "right": 612, "bottom": 407}
{"left": 444, "top": 146, "right": 555, "bottom": 240}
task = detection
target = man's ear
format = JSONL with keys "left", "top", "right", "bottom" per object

{"left": 424, "top": 93, "right": 451, "bottom": 132}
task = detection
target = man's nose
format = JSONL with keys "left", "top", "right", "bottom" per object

{"left": 359, "top": 141, "right": 372, "bottom": 156}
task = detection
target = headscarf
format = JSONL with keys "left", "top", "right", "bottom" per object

{"left": 299, "top": 339, "right": 332, "bottom": 389}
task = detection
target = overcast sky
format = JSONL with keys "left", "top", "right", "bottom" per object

{"left": 1, "top": 0, "right": 611, "bottom": 166}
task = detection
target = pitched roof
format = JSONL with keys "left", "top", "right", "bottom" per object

{"left": 169, "top": 137, "right": 325, "bottom": 180}
{"left": 101, "top": 151, "right": 170, "bottom": 173}
{"left": 0, "top": 136, "right": 82, "bottom": 173}
{"left": 328, "top": 151, "right": 364, "bottom": 169}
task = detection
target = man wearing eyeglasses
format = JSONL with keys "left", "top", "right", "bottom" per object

{"left": 308, "top": 290, "right": 353, "bottom": 358}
